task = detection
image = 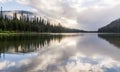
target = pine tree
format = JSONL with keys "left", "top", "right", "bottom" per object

{"left": 0, "top": 7, "right": 67, "bottom": 33}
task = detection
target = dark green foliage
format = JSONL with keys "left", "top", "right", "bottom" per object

{"left": 0, "top": 7, "right": 65, "bottom": 33}
{"left": 0, "top": 34, "right": 64, "bottom": 53}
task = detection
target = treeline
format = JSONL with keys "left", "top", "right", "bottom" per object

{"left": 0, "top": 7, "right": 64, "bottom": 33}
{"left": 0, "top": 34, "right": 64, "bottom": 53}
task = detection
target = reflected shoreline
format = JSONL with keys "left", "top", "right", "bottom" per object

{"left": 0, "top": 33, "right": 120, "bottom": 72}
{"left": 98, "top": 34, "right": 120, "bottom": 48}
{"left": 0, "top": 34, "right": 64, "bottom": 54}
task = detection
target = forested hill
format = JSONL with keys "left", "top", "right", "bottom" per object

{"left": 0, "top": 8, "right": 84, "bottom": 33}
{"left": 98, "top": 18, "right": 120, "bottom": 33}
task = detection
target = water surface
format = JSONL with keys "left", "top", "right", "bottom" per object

{"left": 0, "top": 33, "right": 120, "bottom": 72}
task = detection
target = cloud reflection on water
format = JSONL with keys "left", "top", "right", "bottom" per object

{"left": 0, "top": 34, "right": 120, "bottom": 72}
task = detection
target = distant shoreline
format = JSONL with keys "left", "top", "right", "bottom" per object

{"left": 0, "top": 31, "right": 120, "bottom": 35}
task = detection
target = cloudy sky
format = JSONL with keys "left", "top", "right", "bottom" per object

{"left": 0, "top": 0, "right": 120, "bottom": 31}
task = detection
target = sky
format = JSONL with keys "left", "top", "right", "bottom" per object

{"left": 0, "top": 0, "right": 120, "bottom": 31}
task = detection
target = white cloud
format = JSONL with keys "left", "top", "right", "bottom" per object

{"left": 103, "top": 0, "right": 120, "bottom": 6}
{"left": 1, "top": 0, "right": 120, "bottom": 30}
{"left": 15, "top": 0, "right": 30, "bottom": 5}
{"left": 0, "top": 61, "right": 15, "bottom": 70}
{"left": 77, "top": 5, "right": 120, "bottom": 30}
{"left": 0, "top": 35, "right": 120, "bottom": 72}
{"left": 0, "top": 0, "right": 12, "bottom": 3}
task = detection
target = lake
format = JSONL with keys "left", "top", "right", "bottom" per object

{"left": 0, "top": 33, "right": 120, "bottom": 72}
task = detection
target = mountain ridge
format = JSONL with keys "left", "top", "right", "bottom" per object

{"left": 98, "top": 18, "right": 120, "bottom": 33}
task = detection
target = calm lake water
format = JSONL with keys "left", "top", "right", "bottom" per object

{"left": 0, "top": 33, "right": 120, "bottom": 72}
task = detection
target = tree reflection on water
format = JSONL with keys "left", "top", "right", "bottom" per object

{"left": 98, "top": 34, "right": 120, "bottom": 48}
{"left": 0, "top": 34, "right": 64, "bottom": 54}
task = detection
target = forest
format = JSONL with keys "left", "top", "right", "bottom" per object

{"left": 0, "top": 7, "right": 66, "bottom": 33}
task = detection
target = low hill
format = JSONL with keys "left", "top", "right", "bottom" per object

{"left": 98, "top": 18, "right": 120, "bottom": 33}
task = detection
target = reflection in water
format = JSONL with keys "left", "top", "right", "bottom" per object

{"left": 0, "top": 34, "right": 63, "bottom": 54}
{"left": 98, "top": 34, "right": 120, "bottom": 48}
{"left": 0, "top": 33, "right": 120, "bottom": 72}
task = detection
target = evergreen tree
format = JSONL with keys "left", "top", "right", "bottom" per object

{"left": 0, "top": 7, "right": 68, "bottom": 33}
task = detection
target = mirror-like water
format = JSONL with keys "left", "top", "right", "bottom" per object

{"left": 0, "top": 33, "right": 120, "bottom": 72}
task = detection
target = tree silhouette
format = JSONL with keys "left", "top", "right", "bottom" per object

{"left": 0, "top": 7, "right": 67, "bottom": 33}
